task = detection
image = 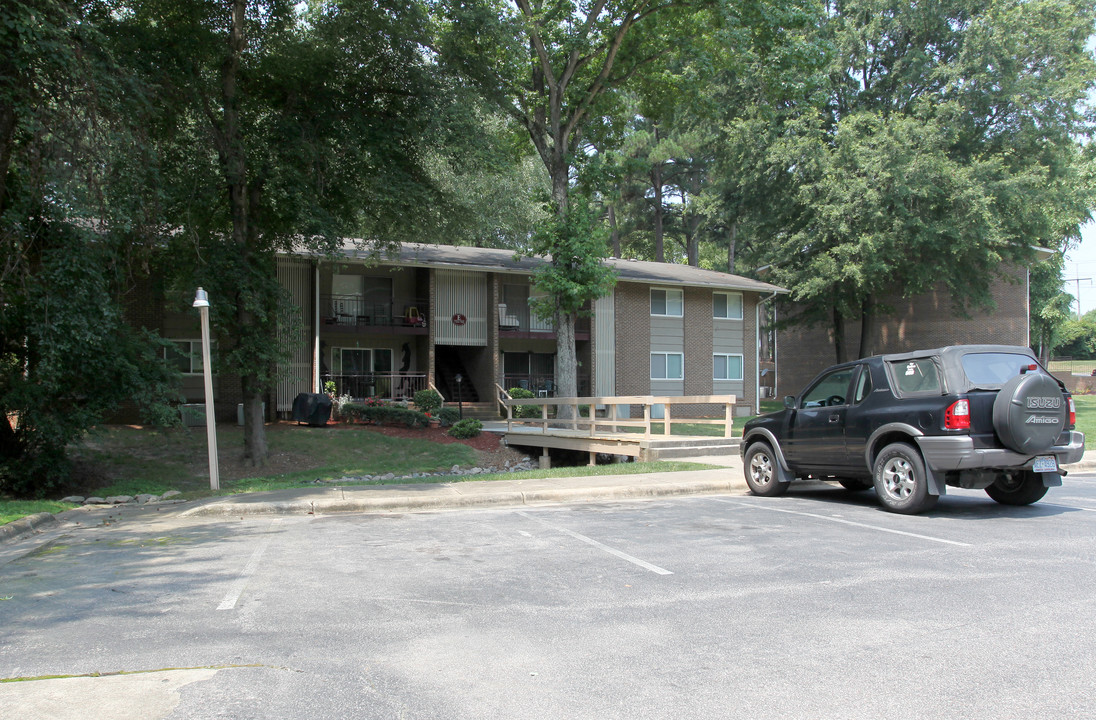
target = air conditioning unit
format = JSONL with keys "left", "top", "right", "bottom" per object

{"left": 180, "top": 403, "right": 206, "bottom": 427}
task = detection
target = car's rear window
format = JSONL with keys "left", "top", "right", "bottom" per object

{"left": 888, "top": 358, "right": 942, "bottom": 394}
{"left": 960, "top": 352, "right": 1041, "bottom": 386}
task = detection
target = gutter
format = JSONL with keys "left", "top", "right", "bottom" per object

{"left": 756, "top": 291, "right": 780, "bottom": 414}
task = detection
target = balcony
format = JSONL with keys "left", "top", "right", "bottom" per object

{"left": 323, "top": 373, "right": 428, "bottom": 402}
{"left": 502, "top": 374, "right": 591, "bottom": 397}
{"left": 321, "top": 295, "right": 428, "bottom": 334}
{"left": 497, "top": 304, "right": 590, "bottom": 337}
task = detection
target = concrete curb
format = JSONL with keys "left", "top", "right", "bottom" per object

{"left": 182, "top": 478, "right": 747, "bottom": 517}
{"left": 0, "top": 511, "right": 59, "bottom": 544}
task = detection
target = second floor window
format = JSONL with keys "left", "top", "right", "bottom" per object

{"left": 651, "top": 288, "right": 683, "bottom": 317}
{"left": 713, "top": 292, "right": 743, "bottom": 320}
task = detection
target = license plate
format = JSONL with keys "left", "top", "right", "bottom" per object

{"left": 1032, "top": 455, "right": 1058, "bottom": 473}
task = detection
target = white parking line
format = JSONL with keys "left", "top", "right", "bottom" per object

{"left": 516, "top": 511, "right": 673, "bottom": 575}
{"left": 217, "top": 523, "right": 279, "bottom": 610}
{"left": 715, "top": 500, "right": 972, "bottom": 547}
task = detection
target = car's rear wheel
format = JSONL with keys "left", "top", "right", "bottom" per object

{"left": 837, "top": 478, "right": 873, "bottom": 492}
{"left": 872, "top": 442, "right": 938, "bottom": 514}
{"left": 985, "top": 471, "right": 1048, "bottom": 506}
{"left": 744, "top": 442, "right": 790, "bottom": 497}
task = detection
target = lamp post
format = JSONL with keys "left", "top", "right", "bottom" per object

{"left": 455, "top": 373, "right": 463, "bottom": 420}
{"left": 193, "top": 288, "right": 220, "bottom": 490}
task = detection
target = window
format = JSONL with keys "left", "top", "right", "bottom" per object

{"left": 854, "top": 366, "right": 873, "bottom": 403}
{"left": 713, "top": 354, "right": 744, "bottom": 381}
{"left": 960, "top": 352, "right": 1043, "bottom": 386}
{"left": 887, "top": 357, "right": 942, "bottom": 395}
{"left": 651, "top": 352, "right": 684, "bottom": 380}
{"left": 713, "top": 292, "right": 743, "bottom": 320}
{"left": 801, "top": 367, "right": 856, "bottom": 408}
{"left": 164, "top": 340, "right": 204, "bottom": 375}
{"left": 332, "top": 347, "right": 393, "bottom": 375}
{"left": 651, "top": 288, "right": 683, "bottom": 317}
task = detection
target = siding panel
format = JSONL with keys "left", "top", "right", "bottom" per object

{"left": 276, "top": 257, "right": 313, "bottom": 412}
{"left": 435, "top": 270, "right": 488, "bottom": 346}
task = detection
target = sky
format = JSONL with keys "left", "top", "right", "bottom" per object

{"left": 1064, "top": 221, "right": 1096, "bottom": 316}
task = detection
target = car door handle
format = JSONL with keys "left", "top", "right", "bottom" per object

{"left": 829, "top": 414, "right": 841, "bottom": 423}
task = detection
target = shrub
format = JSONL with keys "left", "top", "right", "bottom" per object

{"left": 341, "top": 403, "right": 429, "bottom": 428}
{"left": 448, "top": 418, "right": 483, "bottom": 438}
{"left": 413, "top": 389, "right": 443, "bottom": 415}
{"left": 507, "top": 387, "right": 542, "bottom": 418}
{"left": 437, "top": 407, "right": 461, "bottom": 426}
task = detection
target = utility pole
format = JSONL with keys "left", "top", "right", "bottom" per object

{"left": 1064, "top": 274, "right": 1091, "bottom": 318}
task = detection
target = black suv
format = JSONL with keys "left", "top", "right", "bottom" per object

{"left": 740, "top": 345, "right": 1085, "bottom": 514}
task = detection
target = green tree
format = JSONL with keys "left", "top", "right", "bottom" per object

{"left": 109, "top": 0, "right": 448, "bottom": 463}
{"left": 0, "top": 0, "right": 180, "bottom": 496}
{"left": 436, "top": 0, "right": 689, "bottom": 400}
{"left": 758, "top": 0, "right": 1096, "bottom": 361}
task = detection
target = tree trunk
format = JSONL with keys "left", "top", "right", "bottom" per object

{"left": 609, "top": 204, "right": 620, "bottom": 257}
{"left": 727, "top": 223, "right": 738, "bottom": 274}
{"left": 858, "top": 294, "right": 877, "bottom": 359}
{"left": 686, "top": 213, "right": 700, "bottom": 267}
{"left": 832, "top": 302, "right": 846, "bottom": 364}
{"left": 219, "top": 0, "right": 268, "bottom": 465}
{"left": 651, "top": 162, "right": 664, "bottom": 262}
{"left": 554, "top": 308, "right": 577, "bottom": 419}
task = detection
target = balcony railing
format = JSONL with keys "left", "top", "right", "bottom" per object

{"left": 502, "top": 374, "right": 590, "bottom": 397}
{"left": 323, "top": 373, "right": 428, "bottom": 401}
{"left": 321, "top": 295, "right": 428, "bottom": 329}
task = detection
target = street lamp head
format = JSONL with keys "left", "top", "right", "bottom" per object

{"left": 193, "top": 287, "right": 210, "bottom": 308}
{"left": 455, "top": 373, "right": 463, "bottom": 383}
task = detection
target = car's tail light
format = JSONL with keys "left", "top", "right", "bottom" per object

{"left": 945, "top": 399, "right": 970, "bottom": 430}
{"left": 1069, "top": 397, "right": 1076, "bottom": 427}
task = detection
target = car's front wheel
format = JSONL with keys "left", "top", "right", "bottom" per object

{"left": 744, "top": 442, "right": 790, "bottom": 497}
{"left": 872, "top": 442, "right": 938, "bottom": 514}
{"left": 985, "top": 471, "right": 1048, "bottom": 506}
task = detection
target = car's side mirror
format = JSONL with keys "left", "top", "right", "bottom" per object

{"left": 783, "top": 396, "right": 796, "bottom": 410}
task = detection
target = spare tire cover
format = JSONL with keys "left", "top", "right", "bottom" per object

{"left": 992, "top": 373, "right": 1066, "bottom": 454}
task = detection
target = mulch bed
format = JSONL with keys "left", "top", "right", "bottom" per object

{"left": 356, "top": 422, "right": 502, "bottom": 452}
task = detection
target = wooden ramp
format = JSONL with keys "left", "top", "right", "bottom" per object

{"left": 502, "top": 426, "right": 739, "bottom": 462}
{"left": 497, "top": 392, "right": 740, "bottom": 465}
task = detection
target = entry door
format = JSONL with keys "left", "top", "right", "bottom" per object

{"left": 784, "top": 366, "right": 857, "bottom": 470}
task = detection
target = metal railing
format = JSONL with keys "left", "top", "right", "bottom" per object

{"left": 497, "top": 305, "right": 590, "bottom": 334}
{"left": 1048, "top": 357, "right": 1096, "bottom": 376}
{"left": 501, "top": 375, "right": 592, "bottom": 397}
{"left": 323, "top": 373, "right": 428, "bottom": 401}
{"left": 321, "top": 295, "right": 428, "bottom": 328}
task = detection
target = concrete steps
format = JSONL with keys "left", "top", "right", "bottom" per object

{"left": 448, "top": 402, "right": 499, "bottom": 420}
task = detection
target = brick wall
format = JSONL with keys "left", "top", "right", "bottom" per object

{"left": 776, "top": 265, "right": 1030, "bottom": 395}
{"left": 614, "top": 282, "right": 651, "bottom": 397}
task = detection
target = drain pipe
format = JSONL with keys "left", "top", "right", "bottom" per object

{"left": 756, "top": 291, "right": 779, "bottom": 414}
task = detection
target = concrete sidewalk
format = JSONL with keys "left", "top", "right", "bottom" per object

{"left": 0, "top": 455, "right": 743, "bottom": 546}
{"left": 181, "top": 454, "right": 744, "bottom": 517}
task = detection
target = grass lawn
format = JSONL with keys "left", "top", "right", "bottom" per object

{"left": 0, "top": 501, "right": 77, "bottom": 527}
{"left": 0, "top": 422, "right": 714, "bottom": 527}
{"left": 1071, "top": 394, "right": 1096, "bottom": 448}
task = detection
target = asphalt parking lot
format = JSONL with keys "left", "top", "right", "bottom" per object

{"left": 2, "top": 477, "right": 1095, "bottom": 719}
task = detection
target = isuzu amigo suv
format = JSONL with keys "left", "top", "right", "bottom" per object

{"left": 740, "top": 345, "right": 1085, "bottom": 514}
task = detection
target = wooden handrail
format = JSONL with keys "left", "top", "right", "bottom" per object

{"left": 501, "top": 395, "right": 737, "bottom": 438}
